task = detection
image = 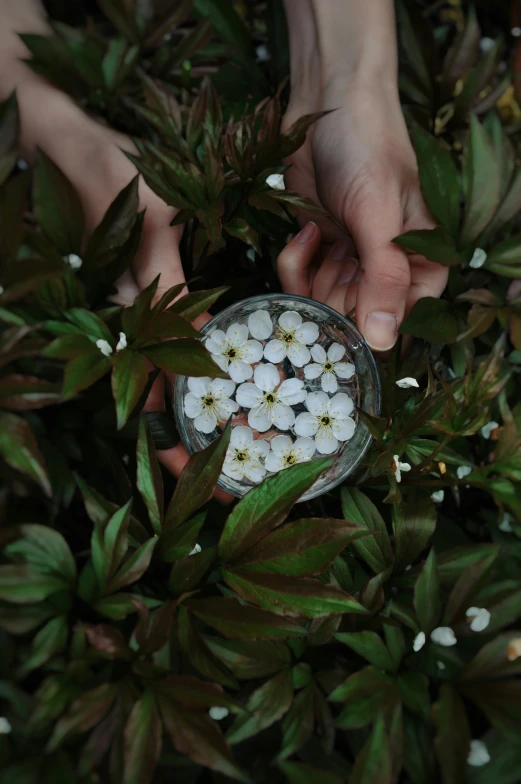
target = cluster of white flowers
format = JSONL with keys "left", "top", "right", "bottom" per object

{"left": 183, "top": 309, "right": 358, "bottom": 481}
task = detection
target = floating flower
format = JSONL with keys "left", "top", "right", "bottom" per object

{"left": 248, "top": 309, "right": 273, "bottom": 340}
{"left": 507, "top": 637, "right": 521, "bottom": 661}
{"left": 0, "top": 717, "right": 11, "bottom": 734}
{"left": 499, "top": 513, "right": 513, "bottom": 533}
{"left": 413, "top": 632, "right": 426, "bottom": 652}
{"left": 467, "top": 740, "right": 490, "bottom": 767}
{"left": 209, "top": 706, "right": 229, "bottom": 720}
{"left": 480, "top": 420, "right": 499, "bottom": 439}
{"left": 184, "top": 377, "right": 238, "bottom": 434}
{"left": 437, "top": 660, "right": 446, "bottom": 670}
{"left": 96, "top": 339, "right": 113, "bottom": 357}
{"left": 256, "top": 44, "right": 270, "bottom": 62}
{"left": 295, "top": 392, "right": 355, "bottom": 454}
{"left": 457, "top": 465, "right": 473, "bottom": 480}
{"left": 266, "top": 173, "right": 285, "bottom": 190}
{"left": 205, "top": 324, "right": 263, "bottom": 383}
{"left": 189, "top": 543, "right": 202, "bottom": 556}
{"left": 431, "top": 490, "right": 445, "bottom": 504}
{"left": 304, "top": 343, "right": 355, "bottom": 393}
{"left": 265, "top": 435, "right": 316, "bottom": 473}
{"left": 466, "top": 607, "right": 490, "bottom": 632}
{"left": 264, "top": 311, "right": 319, "bottom": 367}
{"left": 391, "top": 455, "right": 411, "bottom": 483}
{"left": 222, "top": 426, "right": 269, "bottom": 483}
{"left": 430, "top": 627, "right": 457, "bottom": 647}
{"left": 395, "top": 377, "right": 419, "bottom": 389}
{"left": 63, "top": 253, "right": 83, "bottom": 270}
{"left": 236, "top": 363, "right": 307, "bottom": 432}
{"left": 116, "top": 332, "right": 127, "bottom": 351}
{"left": 469, "top": 248, "right": 487, "bottom": 269}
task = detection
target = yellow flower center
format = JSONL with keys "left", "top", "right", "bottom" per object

{"left": 284, "top": 453, "right": 296, "bottom": 466}
{"left": 324, "top": 362, "right": 333, "bottom": 371}
{"left": 320, "top": 416, "right": 331, "bottom": 427}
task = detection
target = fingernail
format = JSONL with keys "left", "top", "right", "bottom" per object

{"left": 364, "top": 312, "right": 398, "bottom": 351}
{"left": 338, "top": 257, "right": 359, "bottom": 284}
{"left": 331, "top": 238, "right": 352, "bottom": 261}
{"left": 297, "top": 221, "right": 316, "bottom": 243}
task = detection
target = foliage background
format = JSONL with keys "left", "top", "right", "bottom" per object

{"left": 1, "top": 0, "right": 521, "bottom": 782}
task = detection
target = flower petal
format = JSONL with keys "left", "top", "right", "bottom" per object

{"left": 216, "top": 398, "right": 239, "bottom": 418}
{"left": 249, "top": 438, "right": 270, "bottom": 458}
{"left": 265, "top": 453, "right": 285, "bottom": 472}
{"left": 206, "top": 329, "right": 226, "bottom": 347}
{"left": 231, "top": 426, "right": 254, "bottom": 448}
{"left": 244, "top": 462, "right": 267, "bottom": 483}
{"left": 295, "top": 412, "right": 319, "bottom": 437}
{"left": 227, "top": 360, "right": 252, "bottom": 383}
{"left": 321, "top": 372, "right": 337, "bottom": 394}
{"left": 315, "top": 429, "right": 339, "bottom": 455}
{"left": 304, "top": 363, "right": 323, "bottom": 380}
{"left": 395, "top": 377, "right": 419, "bottom": 389}
{"left": 248, "top": 406, "right": 272, "bottom": 432}
{"left": 254, "top": 362, "right": 280, "bottom": 392}
{"left": 271, "top": 403, "right": 295, "bottom": 430}
{"left": 236, "top": 382, "right": 263, "bottom": 408}
{"left": 248, "top": 310, "right": 273, "bottom": 340}
{"left": 327, "top": 343, "right": 345, "bottom": 362}
{"left": 184, "top": 393, "right": 204, "bottom": 418}
{"left": 295, "top": 321, "right": 319, "bottom": 345}
{"left": 264, "top": 339, "right": 286, "bottom": 363}
{"left": 332, "top": 416, "right": 356, "bottom": 441}
{"left": 467, "top": 739, "right": 490, "bottom": 767}
{"left": 226, "top": 323, "right": 249, "bottom": 346}
{"left": 194, "top": 411, "right": 218, "bottom": 433}
{"left": 209, "top": 379, "right": 236, "bottom": 399}
{"left": 205, "top": 338, "right": 224, "bottom": 356}
{"left": 430, "top": 626, "right": 457, "bottom": 646}
{"left": 242, "top": 340, "right": 264, "bottom": 363}
{"left": 334, "top": 362, "right": 356, "bottom": 380}
{"left": 329, "top": 393, "right": 354, "bottom": 418}
{"left": 271, "top": 435, "right": 293, "bottom": 455}
{"left": 311, "top": 344, "right": 327, "bottom": 363}
{"left": 293, "top": 437, "right": 316, "bottom": 461}
{"left": 222, "top": 462, "right": 245, "bottom": 480}
{"left": 279, "top": 310, "right": 302, "bottom": 331}
{"left": 278, "top": 378, "right": 307, "bottom": 404}
{"left": 306, "top": 391, "right": 329, "bottom": 416}
{"left": 187, "top": 377, "right": 211, "bottom": 396}
{"left": 287, "top": 342, "right": 310, "bottom": 367}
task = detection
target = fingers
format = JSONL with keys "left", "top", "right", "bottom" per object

{"left": 277, "top": 221, "right": 321, "bottom": 296}
{"left": 311, "top": 237, "right": 358, "bottom": 304}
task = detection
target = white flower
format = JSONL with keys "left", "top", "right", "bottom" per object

{"left": 246, "top": 248, "right": 256, "bottom": 262}
{"left": 467, "top": 739, "right": 490, "bottom": 767}
{"left": 264, "top": 311, "right": 319, "bottom": 367}
{"left": 512, "top": 26, "right": 521, "bottom": 37}
{"left": 248, "top": 309, "right": 273, "bottom": 340}
{"left": 0, "top": 717, "right": 11, "bottom": 734}
{"left": 205, "top": 324, "right": 263, "bottom": 383}
{"left": 222, "top": 426, "right": 269, "bottom": 483}
{"left": 266, "top": 173, "right": 285, "bottom": 190}
{"left": 116, "top": 332, "right": 127, "bottom": 351}
{"left": 392, "top": 455, "right": 412, "bottom": 483}
{"left": 209, "top": 706, "right": 229, "bottom": 721}
{"left": 304, "top": 343, "right": 355, "bottom": 393}
{"left": 499, "top": 513, "right": 513, "bottom": 533}
{"left": 189, "top": 543, "right": 202, "bottom": 556}
{"left": 413, "top": 632, "right": 426, "bottom": 652}
{"left": 294, "top": 392, "right": 355, "bottom": 455}
{"left": 466, "top": 607, "right": 491, "bottom": 632}
{"left": 437, "top": 660, "right": 446, "bottom": 670}
{"left": 256, "top": 44, "right": 270, "bottom": 62}
{"left": 236, "top": 363, "right": 307, "bottom": 432}
{"left": 395, "top": 377, "right": 419, "bottom": 389}
{"left": 480, "top": 37, "right": 495, "bottom": 52}
{"left": 469, "top": 248, "right": 487, "bottom": 269}
{"left": 431, "top": 490, "right": 445, "bottom": 504}
{"left": 457, "top": 465, "right": 472, "bottom": 479}
{"left": 430, "top": 627, "right": 457, "bottom": 647}
{"left": 96, "top": 339, "right": 113, "bottom": 357}
{"left": 184, "top": 377, "right": 238, "bottom": 434}
{"left": 480, "top": 420, "right": 498, "bottom": 439}
{"left": 265, "top": 435, "right": 316, "bottom": 473}
{"left": 64, "top": 253, "right": 83, "bottom": 270}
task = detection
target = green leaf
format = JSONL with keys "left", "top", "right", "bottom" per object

{"left": 161, "top": 512, "right": 205, "bottom": 562}
{"left": 278, "top": 683, "right": 315, "bottom": 760}
{"left": 142, "top": 338, "right": 227, "bottom": 377}
{"left": 170, "top": 286, "right": 229, "bottom": 322}
{"left": 187, "top": 597, "right": 306, "bottom": 640}
{"left": 433, "top": 684, "right": 471, "bottom": 784}
{"left": 400, "top": 297, "right": 459, "bottom": 344}
{"left": 393, "top": 227, "right": 461, "bottom": 265}
{"left": 123, "top": 692, "right": 162, "bottom": 784}
{"left": 227, "top": 669, "right": 293, "bottom": 744}
{"left": 168, "top": 546, "right": 216, "bottom": 596}
{"left": 219, "top": 458, "right": 332, "bottom": 563}
{"left": 224, "top": 218, "right": 261, "bottom": 255}
{"left": 62, "top": 353, "right": 112, "bottom": 400}
{"left": 278, "top": 762, "right": 343, "bottom": 784}
{"left": 442, "top": 5, "right": 480, "bottom": 88}
{"left": 18, "top": 615, "right": 68, "bottom": 675}
{"left": 137, "top": 416, "right": 164, "bottom": 535}
{"left": 460, "top": 633, "right": 521, "bottom": 682}
{"left": 412, "top": 126, "right": 461, "bottom": 236}
{"left": 443, "top": 551, "right": 498, "bottom": 625}
{"left": 349, "top": 713, "right": 392, "bottom": 784}
{"left": 33, "top": 149, "right": 84, "bottom": 253}
{"left": 0, "top": 412, "right": 51, "bottom": 496}
{"left": 222, "top": 569, "right": 368, "bottom": 619}
{"left": 462, "top": 681, "right": 521, "bottom": 741}
{"left": 5, "top": 524, "right": 76, "bottom": 582}
{"left": 85, "top": 176, "right": 139, "bottom": 267}
{"left": 0, "top": 91, "right": 19, "bottom": 185}
{"left": 392, "top": 489, "right": 437, "bottom": 572}
{"left": 486, "top": 235, "right": 521, "bottom": 278}
{"left": 47, "top": 683, "right": 118, "bottom": 752}
{"left": 177, "top": 606, "right": 238, "bottom": 688}
{"left": 341, "top": 488, "right": 393, "bottom": 575}
{"left": 104, "top": 537, "right": 157, "bottom": 594}
{"left": 112, "top": 350, "right": 148, "bottom": 429}
{"left": 335, "top": 631, "right": 394, "bottom": 672}
{"left": 460, "top": 115, "right": 501, "bottom": 246}
{"left": 1, "top": 257, "right": 66, "bottom": 303}
{"left": 414, "top": 549, "right": 441, "bottom": 633}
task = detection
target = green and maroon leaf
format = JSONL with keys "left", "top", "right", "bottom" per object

{"left": 122, "top": 691, "right": 162, "bottom": 784}
{"left": 137, "top": 416, "right": 164, "bottom": 534}
{"left": 112, "top": 351, "right": 149, "bottom": 429}
{"left": 186, "top": 597, "right": 306, "bottom": 640}
{"left": 0, "top": 411, "right": 51, "bottom": 496}
{"left": 227, "top": 669, "right": 293, "bottom": 744}
{"left": 433, "top": 684, "right": 471, "bottom": 784}
{"left": 142, "top": 338, "right": 228, "bottom": 377}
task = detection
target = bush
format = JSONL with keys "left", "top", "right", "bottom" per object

{"left": 1, "top": 1, "right": 521, "bottom": 782}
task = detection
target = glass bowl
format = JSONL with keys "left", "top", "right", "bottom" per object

{"left": 173, "top": 294, "right": 381, "bottom": 501}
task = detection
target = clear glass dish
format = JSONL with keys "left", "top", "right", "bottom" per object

{"left": 173, "top": 294, "right": 381, "bottom": 501}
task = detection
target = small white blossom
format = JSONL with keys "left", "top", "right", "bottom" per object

{"left": 437, "top": 660, "right": 446, "bottom": 670}
{"left": 17, "top": 158, "right": 29, "bottom": 171}
{"left": 480, "top": 420, "right": 498, "bottom": 439}
{"left": 64, "top": 253, "right": 83, "bottom": 270}
{"left": 205, "top": 323, "right": 263, "bottom": 383}
{"left": 431, "top": 490, "right": 445, "bottom": 504}
{"left": 96, "top": 339, "right": 113, "bottom": 357}
{"left": 466, "top": 607, "right": 491, "bottom": 632}
{"left": 467, "top": 739, "right": 490, "bottom": 767}
{"left": 499, "top": 513, "right": 513, "bottom": 533}
{"left": 431, "top": 627, "right": 457, "bottom": 647}
{"left": 265, "top": 435, "right": 316, "bottom": 473}
{"left": 392, "top": 455, "right": 412, "bottom": 483}
{"left": 304, "top": 343, "right": 355, "bottom": 393}
{"left": 266, "top": 173, "right": 285, "bottom": 190}
{"left": 246, "top": 248, "right": 256, "bottom": 262}
{"left": 0, "top": 717, "right": 11, "bottom": 734}
{"left": 256, "top": 44, "right": 270, "bottom": 62}
{"left": 116, "top": 332, "right": 127, "bottom": 351}
{"left": 189, "top": 543, "right": 202, "bottom": 556}
{"left": 480, "top": 37, "right": 495, "bottom": 52}
{"left": 184, "top": 377, "right": 238, "bottom": 434}
{"left": 395, "top": 377, "right": 419, "bottom": 389}
{"left": 295, "top": 392, "right": 356, "bottom": 455}
{"left": 457, "top": 465, "right": 473, "bottom": 480}
{"left": 236, "top": 363, "right": 307, "bottom": 432}
{"left": 264, "top": 310, "right": 319, "bottom": 367}
{"left": 248, "top": 309, "right": 273, "bottom": 340}
{"left": 413, "top": 632, "right": 426, "bottom": 652}
{"left": 512, "top": 26, "right": 521, "bottom": 37}
{"left": 209, "top": 706, "right": 229, "bottom": 721}
{"left": 222, "top": 426, "right": 269, "bottom": 483}
{"left": 469, "top": 248, "right": 487, "bottom": 269}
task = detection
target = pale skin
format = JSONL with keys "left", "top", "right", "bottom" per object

{"left": 0, "top": 0, "right": 448, "bottom": 482}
